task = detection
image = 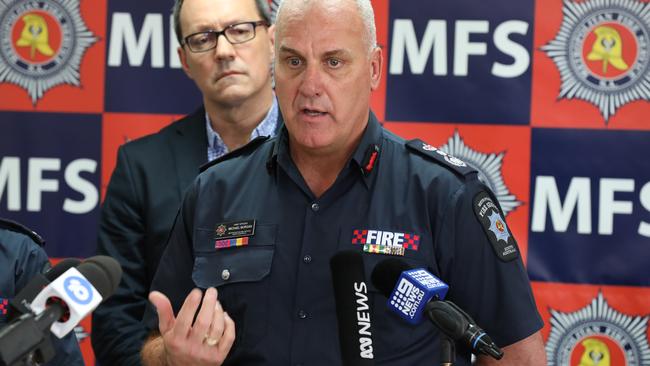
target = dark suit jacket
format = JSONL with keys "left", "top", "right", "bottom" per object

{"left": 92, "top": 108, "right": 208, "bottom": 365}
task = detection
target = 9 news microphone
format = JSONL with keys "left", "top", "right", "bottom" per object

{"left": 371, "top": 258, "right": 503, "bottom": 360}
{"left": 330, "top": 251, "right": 375, "bottom": 366}
{"left": 0, "top": 256, "right": 122, "bottom": 365}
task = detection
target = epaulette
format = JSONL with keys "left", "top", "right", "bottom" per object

{"left": 405, "top": 139, "right": 477, "bottom": 179}
{"left": 200, "top": 136, "right": 270, "bottom": 173}
{"left": 0, "top": 218, "right": 45, "bottom": 247}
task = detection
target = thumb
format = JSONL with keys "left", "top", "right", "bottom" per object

{"left": 149, "top": 291, "right": 175, "bottom": 335}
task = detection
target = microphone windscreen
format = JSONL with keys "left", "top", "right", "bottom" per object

{"left": 44, "top": 258, "right": 82, "bottom": 281}
{"left": 78, "top": 256, "right": 122, "bottom": 299}
{"left": 330, "top": 250, "right": 375, "bottom": 365}
{"left": 425, "top": 301, "right": 467, "bottom": 340}
{"left": 370, "top": 258, "right": 411, "bottom": 298}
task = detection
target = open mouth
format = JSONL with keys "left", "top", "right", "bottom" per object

{"left": 303, "top": 108, "right": 327, "bottom": 117}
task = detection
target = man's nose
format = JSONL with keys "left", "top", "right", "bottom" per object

{"left": 214, "top": 34, "right": 236, "bottom": 61}
{"left": 298, "top": 63, "right": 324, "bottom": 97}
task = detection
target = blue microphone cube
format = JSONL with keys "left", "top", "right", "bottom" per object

{"left": 387, "top": 269, "right": 449, "bottom": 324}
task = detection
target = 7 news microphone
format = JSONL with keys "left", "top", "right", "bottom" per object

{"left": 370, "top": 258, "right": 503, "bottom": 362}
{"left": 0, "top": 255, "right": 122, "bottom": 366}
{"left": 8, "top": 258, "right": 82, "bottom": 322}
{"left": 330, "top": 251, "right": 375, "bottom": 366}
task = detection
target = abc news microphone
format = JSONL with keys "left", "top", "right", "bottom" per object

{"left": 0, "top": 256, "right": 122, "bottom": 366}
{"left": 330, "top": 251, "right": 375, "bottom": 366}
{"left": 371, "top": 258, "right": 503, "bottom": 364}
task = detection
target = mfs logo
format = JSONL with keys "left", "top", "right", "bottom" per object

{"left": 542, "top": 0, "right": 650, "bottom": 122}
{"left": 546, "top": 292, "right": 650, "bottom": 366}
{"left": 0, "top": 0, "right": 97, "bottom": 103}
{"left": 527, "top": 128, "right": 650, "bottom": 286}
{"left": 385, "top": 0, "right": 535, "bottom": 123}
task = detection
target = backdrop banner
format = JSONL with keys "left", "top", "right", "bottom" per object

{"left": 1, "top": 0, "right": 648, "bottom": 364}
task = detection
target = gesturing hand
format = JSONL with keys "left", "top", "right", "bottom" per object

{"left": 149, "top": 287, "right": 235, "bottom": 366}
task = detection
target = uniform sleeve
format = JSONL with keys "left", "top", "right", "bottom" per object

{"left": 16, "top": 241, "right": 84, "bottom": 366}
{"left": 92, "top": 146, "right": 149, "bottom": 366}
{"left": 143, "top": 179, "right": 198, "bottom": 332}
{"left": 434, "top": 180, "right": 543, "bottom": 347}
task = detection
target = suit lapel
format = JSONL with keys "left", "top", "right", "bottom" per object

{"left": 168, "top": 107, "right": 208, "bottom": 197}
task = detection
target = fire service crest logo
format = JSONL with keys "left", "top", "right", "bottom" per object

{"left": 542, "top": 0, "right": 650, "bottom": 123}
{"left": 439, "top": 131, "right": 522, "bottom": 216}
{"left": 0, "top": 0, "right": 97, "bottom": 103}
{"left": 546, "top": 292, "right": 650, "bottom": 366}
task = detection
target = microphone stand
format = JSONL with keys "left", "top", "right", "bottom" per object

{"left": 0, "top": 306, "right": 63, "bottom": 366}
{"left": 440, "top": 335, "right": 455, "bottom": 366}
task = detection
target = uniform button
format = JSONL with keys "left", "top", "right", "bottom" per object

{"left": 221, "top": 269, "right": 230, "bottom": 281}
{"left": 303, "top": 255, "right": 312, "bottom": 263}
{"left": 311, "top": 203, "right": 320, "bottom": 212}
{"left": 297, "top": 309, "right": 308, "bottom": 319}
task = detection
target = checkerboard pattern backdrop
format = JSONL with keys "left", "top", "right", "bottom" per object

{"left": 1, "top": 0, "right": 648, "bottom": 364}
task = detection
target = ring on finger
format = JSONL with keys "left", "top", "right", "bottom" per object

{"left": 204, "top": 335, "right": 218, "bottom": 346}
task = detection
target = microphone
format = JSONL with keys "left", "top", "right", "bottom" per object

{"left": 371, "top": 258, "right": 448, "bottom": 324}
{"left": 0, "top": 256, "right": 122, "bottom": 365}
{"left": 9, "top": 258, "right": 82, "bottom": 321}
{"left": 30, "top": 255, "right": 122, "bottom": 337}
{"left": 371, "top": 258, "right": 503, "bottom": 360}
{"left": 426, "top": 301, "right": 503, "bottom": 360}
{"left": 330, "top": 251, "right": 375, "bottom": 366}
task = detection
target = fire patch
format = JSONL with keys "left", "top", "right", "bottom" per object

{"left": 473, "top": 191, "right": 518, "bottom": 261}
{"left": 352, "top": 229, "right": 420, "bottom": 256}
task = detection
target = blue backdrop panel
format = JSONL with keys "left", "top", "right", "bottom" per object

{"left": 385, "top": 0, "right": 534, "bottom": 124}
{"left": 527, "top": 128, "right": 650, "bottom": 286}
{"left": 104, "top": 0, "right": 201, "bottom": 114}
{"left": 0, "top": 112, "right": 101, "bottom": 258}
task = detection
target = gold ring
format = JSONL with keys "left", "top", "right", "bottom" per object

{"left": 204, "top": 336, "right": 218, "bottom": 346}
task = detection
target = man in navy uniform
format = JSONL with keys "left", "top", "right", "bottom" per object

{"left": 141, "top": 0, "right": 547, "bottom": 365}
{"left": 0, "top": 218, "right": 83, "bottom": 365}
{"left": 91, "top": 0, "right": 281, "bottom": 364}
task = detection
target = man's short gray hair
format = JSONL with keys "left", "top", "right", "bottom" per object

{"left": 275, "top": 0, "right": 377, "bottom": 53}
{"left": 172, "top": 0, "right": 272, "bottom": 44}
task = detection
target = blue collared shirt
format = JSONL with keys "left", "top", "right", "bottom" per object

{"left": 206, "top": 97, "right": 279, "bottom": 161}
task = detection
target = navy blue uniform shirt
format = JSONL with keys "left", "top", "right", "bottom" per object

{"left": 0, "top": 218, "right": 83, "bottom": 366}
{"left": 146, "top": 112, "right": 543, "bottom": 365}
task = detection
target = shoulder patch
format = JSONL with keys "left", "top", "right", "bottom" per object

{"left": 405, "top": 139, "right": 477, "bottom": 178}
{"left": 472, "top": 191, "right": 519, "bottom": 262}
{"left": 0, "top": 218, "right": 45, "bottom": 247}
{"left": 200, "top": 135, "right": 270, "bottom": 173}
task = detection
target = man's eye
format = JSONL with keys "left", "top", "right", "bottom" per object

{"left": 288, "top": 57, "right": 302, "bottom": 67}
{"left": 328, "top": 58, "right": 341, "bottom": 68}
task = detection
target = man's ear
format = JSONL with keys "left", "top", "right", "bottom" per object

{"left": 178, "top": 46, "right": 193, "bottom": 79}
{"left": 267, "top": 24, "right": 276, "bottom": 58}
{"left": 369, "top": 46, "right": 383, "bottom": 91}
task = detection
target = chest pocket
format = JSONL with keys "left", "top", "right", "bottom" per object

{"left": 192, "top": 223, "right": 277, "bottom": 350}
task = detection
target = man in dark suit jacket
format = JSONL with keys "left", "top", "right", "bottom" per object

{"left": 91, "top": 0, "right": 280, "bottom": 364}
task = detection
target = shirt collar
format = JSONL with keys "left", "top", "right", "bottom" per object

{"left": 270, "top": 110, "right": 383, "bottom": 189}
{"left": 205, "top": 96, "right": 279, "bottom": 156}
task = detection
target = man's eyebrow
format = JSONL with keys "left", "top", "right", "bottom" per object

{"left": 278, "top": 45, "right": 301, "bottom": 55}
{"left": 322, "top": 49, "right": 351, "bottom": 58}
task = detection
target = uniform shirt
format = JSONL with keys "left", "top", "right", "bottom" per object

{"left": 146, "top": 112, "right": 543, "bottom": 365}
{"left": 0, "top": 219, "right": 83, "bottom": 366}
